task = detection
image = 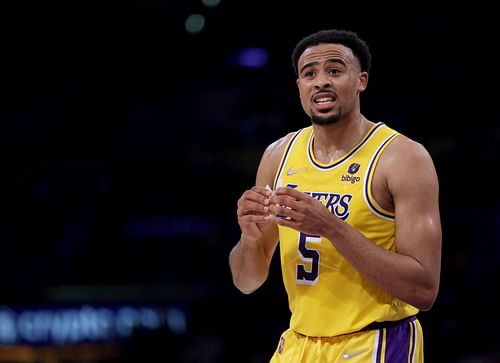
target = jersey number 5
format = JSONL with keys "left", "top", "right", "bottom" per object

{"left": 296, "top": 233, "right": 321, "bottom": 285}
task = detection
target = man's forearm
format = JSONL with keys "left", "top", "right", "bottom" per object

{"left": 229, "top": 238, "right": 270, "bottom": 294}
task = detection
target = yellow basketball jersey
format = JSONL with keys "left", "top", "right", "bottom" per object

{"left": 273, "top": 122, "right": 418, "bottom": 337}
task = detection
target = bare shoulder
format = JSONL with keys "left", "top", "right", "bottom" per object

{"left": 381, "top": 133, "right": 439, "bottom": 191}
{"left": 256, "top": 131, "right": 297, "bottom": 187}
{"left": 261, "top": 131, "right": 296, "bottom": 164}
{"left": 266, "top": 131, "right": 296, "bottom": 154}
{"left": 371, "top": 132, "right": 439, "bottom": 212}
{"left": 384, "top": 134, "right": 436, "bottom": 166}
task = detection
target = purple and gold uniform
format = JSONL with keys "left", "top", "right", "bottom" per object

{"left": 270, "top": 122, "right": 423, "bottom": 363}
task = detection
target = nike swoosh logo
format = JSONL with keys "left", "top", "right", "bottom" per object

{"left": 287, "top": 167, "right": 307, "bottom": 176}
{"left": 342, "top": 348, "right": 368, "bottom": 359}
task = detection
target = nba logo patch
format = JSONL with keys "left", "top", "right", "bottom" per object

{"left": 278, "top": 336, "right": 285, "bottom": 354}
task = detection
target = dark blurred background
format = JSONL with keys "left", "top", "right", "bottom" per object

{"left": 0, "top": 1, "right": 499, "bottom": 362}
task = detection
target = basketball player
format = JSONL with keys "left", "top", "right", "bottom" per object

{"left": 229, "top": 29, "right": 442, "bottom": 362}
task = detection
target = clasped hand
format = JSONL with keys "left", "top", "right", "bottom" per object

{"left": 237, "top": 186, "right": 333, "bottom": 239}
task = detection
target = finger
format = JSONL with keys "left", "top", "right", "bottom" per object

{"left": 239, "top": 188, "right": 272, "bottom": 206}
{"left": 251, "top": 185, "right": 273, "bottom": 197}
{"left": 273, "top": 215, "right": 299, "bottom": 228}
{"left": 269, "top": 195, "right": 303, "bottom": 212}
{"left": 239, "top": 213, "right": 272, "bottom": 224}
{"left": 238, "top": 201, "right": 270, "bottom": 216}
{"left": 270, "top": 205, "right": 301, "bottom": 221}
{"left": 274, "top": 186, "right": 304, "bottom": 199}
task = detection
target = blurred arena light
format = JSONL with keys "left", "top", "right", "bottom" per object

{"left": 0, "top": 304, "right": 171, "bottom": 346}
{"left": 166, "top": 307, "right": 187, "bottom": 335}
{"left": 234, "top": 47, "right": 269, "bottom": 68}
{"left": 202, "top": 0, "right": 221, "bottom": 7}
{"left": 185, "top": 13, "right": 205, "bottom": 34}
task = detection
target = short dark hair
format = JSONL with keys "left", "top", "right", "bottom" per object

{"left": 291, "top": 29, "right": 371, "bottom": 76}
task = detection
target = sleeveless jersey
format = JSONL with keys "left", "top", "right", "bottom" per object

{"left": 272, "top": 122, "right": 418, "bottom": 337}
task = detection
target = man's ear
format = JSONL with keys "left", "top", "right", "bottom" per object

{"left": 358, "top": 72, "right": 369, "bottom": 92}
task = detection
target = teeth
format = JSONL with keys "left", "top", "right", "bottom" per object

{"left": 316, "top": 97, "right": 332, "bottom": 103}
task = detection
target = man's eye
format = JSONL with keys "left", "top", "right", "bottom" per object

{"left": 304, "top": 71, "right": 315, "bottom": 77}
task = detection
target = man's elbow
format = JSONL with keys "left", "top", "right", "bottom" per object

{"left": 236, "top": 285, "right": 258, "bottom": 295}
{"left": 413, "top": 284, "right": 440, "bottom": 311}
{"left": 231, "top": 273, "right": 267, "bottom": 295}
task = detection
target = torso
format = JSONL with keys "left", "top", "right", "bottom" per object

{"left": 271, "top": 122, "right": 418, "bottom": 337}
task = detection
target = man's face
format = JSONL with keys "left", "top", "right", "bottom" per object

{"left": 296, "top": 43, "right": 367, "bottom": 125}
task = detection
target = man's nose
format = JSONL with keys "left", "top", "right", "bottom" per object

{"left": 314, "top": 71, "right": 332, "bottom": 88}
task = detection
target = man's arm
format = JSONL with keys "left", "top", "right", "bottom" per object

{"left": 228, "top": 133, "right": 292, "bottom": 294}
{"left": 269, "top": 136, "right": 442, "bottom": 310}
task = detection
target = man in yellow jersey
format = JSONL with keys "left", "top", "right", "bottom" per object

{"left": 228, "top": 29, "right": 442, "bottom": 363}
